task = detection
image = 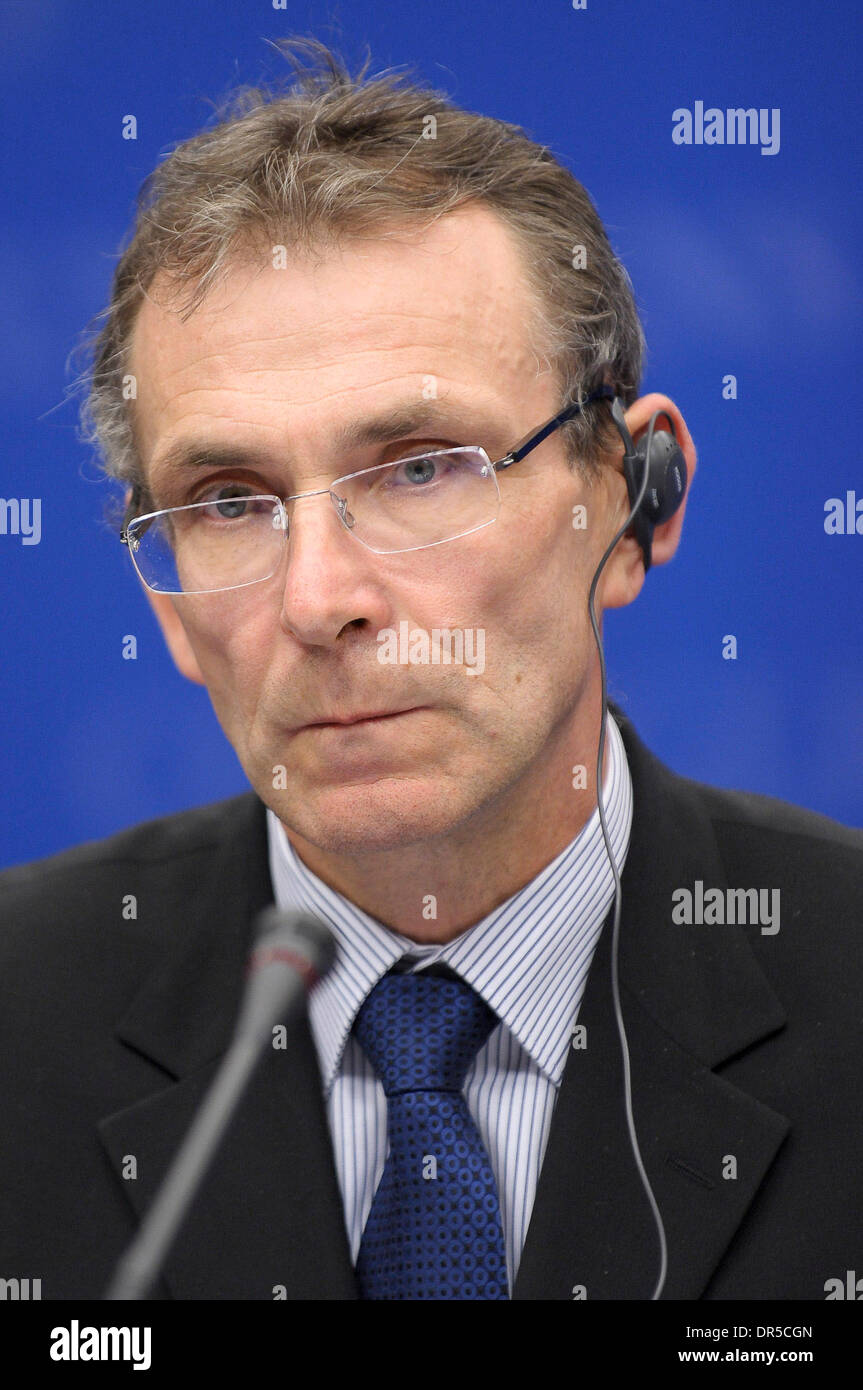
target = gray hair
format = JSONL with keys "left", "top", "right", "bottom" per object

{"left": 76, "top": 36, "right": 645, "bottom": 501}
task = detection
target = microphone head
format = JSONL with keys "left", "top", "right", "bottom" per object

{"left": 249, "top": 906, "right": 337, "bottom": 986}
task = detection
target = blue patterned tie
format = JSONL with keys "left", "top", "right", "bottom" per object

{"left": 353, "top": 968, "right": 508, "bottom": 1300}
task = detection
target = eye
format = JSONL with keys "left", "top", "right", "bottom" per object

{"left": 389, "top": 452, "right": 458, "bottom": 487}
{"left": 399, "top": 455, "right": 438, "bottom": 485}
{"left": 197, "top": 483, "right": 257, "bottom": 517}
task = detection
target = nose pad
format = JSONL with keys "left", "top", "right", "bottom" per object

{"left": 335, "top": 495, "right": 356, "bottom": 530}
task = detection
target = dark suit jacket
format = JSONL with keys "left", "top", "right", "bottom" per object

{"left": 1, "top": 706, "right": 861, "bottom": 1300}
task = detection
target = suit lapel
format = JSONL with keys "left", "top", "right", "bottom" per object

{"left": 513, "top": 709, "right": 789, "bottom": 1300}
{"left": 97, "top": 794, "right": 357, "bottom": 1300}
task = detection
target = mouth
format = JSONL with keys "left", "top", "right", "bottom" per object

{"left": 298, "top": 707, "right": 426, "bottom": 732}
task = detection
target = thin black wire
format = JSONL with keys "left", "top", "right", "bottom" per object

{"left": 587, "top": 409, "right": 669, "bottom": 1302}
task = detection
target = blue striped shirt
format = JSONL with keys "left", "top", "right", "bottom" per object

{"left": 266, "top": 711, "right": 633, "bottom": 1291}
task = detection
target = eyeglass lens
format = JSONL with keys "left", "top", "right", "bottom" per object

{"left": 125, "top": 447, "right": 500, "bottom": 593}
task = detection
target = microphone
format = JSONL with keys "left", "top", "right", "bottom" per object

{"left": 104, "top": 908, "right": 336, "bottom": 1301}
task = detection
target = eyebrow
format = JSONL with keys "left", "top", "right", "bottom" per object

{"left": 146, "top": 400, "right": 504, "bottom": 494}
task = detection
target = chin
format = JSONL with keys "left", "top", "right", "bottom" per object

{"left": 264, "top": 775, "right": 471, "bottom": 855}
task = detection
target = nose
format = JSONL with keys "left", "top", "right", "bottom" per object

{"left": 277, "top": 489, "right": 391, "bottom": 648}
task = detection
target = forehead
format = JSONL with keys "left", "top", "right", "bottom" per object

{"left": 127, "top": 203, "right": 546, "bottom": 481}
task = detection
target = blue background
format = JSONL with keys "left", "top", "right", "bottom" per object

{"left": 1, "top": 0, "right": 860, "bottom": 868}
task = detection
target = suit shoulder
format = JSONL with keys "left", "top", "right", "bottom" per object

{"left": 0, "top": 792, "right": 262, "bottom": 904}
{"left": 667, "top": 769, "right": 863, "bottom": 902}
{"left": 614, "top": 705, "right": 862, "bottom": 862}
{"left": 687, "top": 775, "right": 862, "bottom": 854}
{"left": 0, "top": 792, "right": 266, "bottom": 1028}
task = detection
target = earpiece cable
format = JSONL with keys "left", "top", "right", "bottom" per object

{"left": 587, "top": 407, "right": 669, "bottom": 1302}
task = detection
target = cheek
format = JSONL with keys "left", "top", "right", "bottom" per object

{"left": 477, "top": 502, "right": 591, "bottom": 645}
{"left": 177, "top": 598, "right": 275, "bottom": 723}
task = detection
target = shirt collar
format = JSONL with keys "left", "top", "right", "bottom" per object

{"left": 267, "top": 710, "right": 632, "bottom": 1093}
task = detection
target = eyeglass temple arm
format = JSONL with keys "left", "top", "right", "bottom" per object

{"left": 493, "top": 385, "right": 615, "bottom": 471}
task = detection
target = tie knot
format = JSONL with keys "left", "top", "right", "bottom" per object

{"left": 353, "top": 970, "right": 498, "bottom": 1096}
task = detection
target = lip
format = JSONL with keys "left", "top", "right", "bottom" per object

{"left": 298, "top": 707, "right": 426, "bottom": 731}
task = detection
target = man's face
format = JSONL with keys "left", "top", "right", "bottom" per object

{"left": 130, "top": 204, "right": 626, "bottom": 855}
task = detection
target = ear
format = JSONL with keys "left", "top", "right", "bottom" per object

{"left": 628, "top": 393, "right": 697, "bottom": 568}
{"left": 600, "top": 392, "right": 697, "bottom": 611}
{"left": 143, "top": 586, "right": 207, "bottom": 686}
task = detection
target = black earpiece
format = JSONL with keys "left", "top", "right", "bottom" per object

{"left": 609, "top": 397, "right": 688, "bottom": 572}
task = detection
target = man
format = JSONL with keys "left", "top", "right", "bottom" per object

{"left": 1, "top": 38, "right": 861, "bottom": 1301}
